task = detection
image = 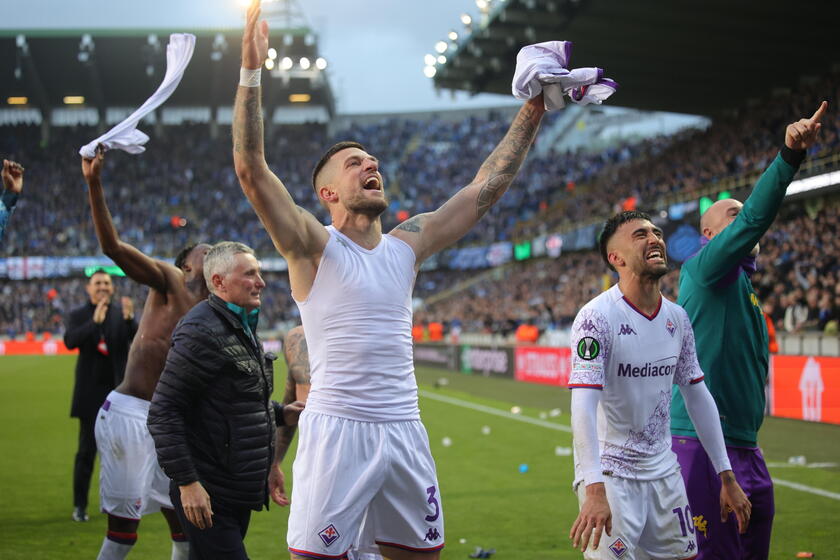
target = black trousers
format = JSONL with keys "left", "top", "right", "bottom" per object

{"left": 169, "top": 481, "right": 252, "bottom": 560}
{"left": 73, "top": 416, "right": 97, "bottom": 510}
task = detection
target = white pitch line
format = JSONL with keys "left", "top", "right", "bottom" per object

{"left": 419, "top": 389, "right": 840, "bottom": 501}
{"left": 772, "top": 478, "right": 840, "bottom": 501}
{"left": 419, "top": 389, "right": 572, "bottom": 433}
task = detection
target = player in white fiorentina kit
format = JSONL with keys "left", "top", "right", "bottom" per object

{"left": 232, "top": 3, "right": 548, "bottom": 558}
{"left": 568, "top": 211, "right": 751, "bottom": 559}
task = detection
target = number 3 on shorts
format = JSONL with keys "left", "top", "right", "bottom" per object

{"left": 425, "top": 485, "right": 440, "bottom": 522}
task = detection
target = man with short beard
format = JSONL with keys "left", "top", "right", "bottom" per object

{"left": 568, "top": 211, "right": 750, "bottom": 559}
{"left": 670, "top": 101, "right": 828, "bottom": 559}
{"left": 232, "top": 2, "right": 548, "bottom": 557}
{"left": 81, "top": 148, "right": 212, "bottom": 560}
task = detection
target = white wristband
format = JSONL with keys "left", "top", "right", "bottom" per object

{"left": 239, "top": 67, "right": 261, "bottom": 88}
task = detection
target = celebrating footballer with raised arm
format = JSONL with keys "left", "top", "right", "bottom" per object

{"left": 670, "top": 101, "right": 829, "bottom": 559}
{"left": 81, "top": 147, "right": 212, "bottom": 560}
{"left": 232, "top": 1, "right": 547, "bottom": 558}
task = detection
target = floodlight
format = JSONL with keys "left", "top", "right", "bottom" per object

{"left": 460, "top": 13, "right": 472, "bottom": 25}
{"left": 265, "top": 58, "right": 275, "bottom": 70}
{"left": 448, "top": 30, "right": 458, "bottom": 41}
{"left": 424, "top": 54, "right": 436, "bottom": 66}
{"left": 423, "top": 66, "right": 436, "bottom": 78}
{"left": 280, "top": 57, "right": 293, "bottom": 70}
{"left": 289, "top": 93, "right": 311, "bottom": 103}
{"left": 315, "top": 57, "right": 327, "bottom": 70}
{"left": 268, "top": 48, "right": 277, "bottom": 60}
{"left": 437, "top": 55, "right": 446, "bottom": 64}
{"left": 63, "top": 96, "right": 85, "bottom": 105}
{"left": 435, "top": 41, "right": 448, "bottom": 54}
{"left": 299, "top": 57, "right": 311, "bottom": 70}
{"left": 7, "top": 97, "right": 27, "bottom": 105}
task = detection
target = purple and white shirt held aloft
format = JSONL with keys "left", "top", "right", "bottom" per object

{"left": 569, "top": 285, "right": 704, "bottom": 484}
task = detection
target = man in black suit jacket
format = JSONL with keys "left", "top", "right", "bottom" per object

{"left": 64, "top": 269, "right": 137, "bottom": 522}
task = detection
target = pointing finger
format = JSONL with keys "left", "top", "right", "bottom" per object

{"left": 810, "top": 100, "right": 828, "bottom": 123}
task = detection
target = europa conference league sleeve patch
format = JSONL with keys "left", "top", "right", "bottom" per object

{"left": 577, "top": 337, "right": 600, "bottom": 360}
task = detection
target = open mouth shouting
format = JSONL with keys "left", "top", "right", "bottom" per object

{"left": 645, "top": 246, "right": 666, "bottom": 265}
{"left": 363, "top": 175, "right": 383, "bottom": 191}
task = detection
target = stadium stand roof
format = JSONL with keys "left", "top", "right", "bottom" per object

{"left": 0, "top": 26, "right": 335, "bottom": 118}
{"left": 432, "top": 0, "right": 840, "bottom": 116}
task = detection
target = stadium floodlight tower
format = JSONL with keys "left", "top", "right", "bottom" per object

{"left": 258, "top": 0, "right": 335, "bottom": 122}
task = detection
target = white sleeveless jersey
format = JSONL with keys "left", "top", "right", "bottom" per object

{"left": 296, "top": 226, "right": 419, "bottom": 422}
{"left": 569, "top": 285, "right": 704, "bottom": 483}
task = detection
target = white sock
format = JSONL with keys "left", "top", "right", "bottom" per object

{"left": 97, "top": 537, "right": 134, "bottom": 560}
{"left": 171, "top": 539, "right": 190, "bottom": 560}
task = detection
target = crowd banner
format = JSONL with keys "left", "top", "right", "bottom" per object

{"left": 414, "top": 343, "right": 459, "bottom": 371}
{"left": 459, "top": 344, "right": 514, "bottom": 378}
{"left": 514, "top": 346, "right": 571, "bottom": 386}
{"left": 769, "top": 355, "right": 840, "bottom": 425}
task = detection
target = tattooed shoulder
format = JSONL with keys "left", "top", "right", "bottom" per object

{"left": 394, "top": 214, "right": 426, "bottom": 234}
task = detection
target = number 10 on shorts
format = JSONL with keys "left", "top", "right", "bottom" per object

{"left": 672, "top": 505, "right": 695, "bottom": 537}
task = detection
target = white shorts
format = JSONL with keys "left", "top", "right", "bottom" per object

{"left": 94, "top": 391, "right": 172, "bottom": 520}
{"left": 576, "top": 470, "right": 697, "bottom": 560}
{"left": 288, "top": 412, "right": 445, "bottom": 559}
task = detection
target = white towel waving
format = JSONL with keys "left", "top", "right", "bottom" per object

{"left": 79, "top": 33, "right": 196, "bottom": 158}
{"left": 512, "top": 40, "right": 618, "bottom": 110}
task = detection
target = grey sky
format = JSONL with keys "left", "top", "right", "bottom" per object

{"left": 3, "top": 0, "right": 521, "bottom": 114}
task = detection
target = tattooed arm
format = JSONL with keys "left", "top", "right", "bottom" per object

{"left": 283, "top": 326, "right": 311, "bottom": 402}
{"left": 233, "top": 0, "right": 327, "bottom": 266}
{"left": 274, "top": 326, "right": 311, "bottom": 466}
{"left": 389, "top": 95, "right": 545, "bottom": 263}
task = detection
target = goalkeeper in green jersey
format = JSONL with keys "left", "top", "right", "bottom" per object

{"left": 670, "top": 100, "right": 828, "bottom": 560}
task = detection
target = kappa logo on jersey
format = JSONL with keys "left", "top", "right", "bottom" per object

{"left": 318, "top": 524, "right": 340, "bottom": 547}
{"left": 608, "top": 537, "right": 628, "bottom": 557}
{"left": 665, "top": 318, "right": 676, "bottom": 337}
{"left": 577, "top": 337, "right": 600, "bottom": 360}
{"left": 424, "top": 527, "right": 441, "bottom": 542}
{"left": 618, "top": 324, "right": 637, "bottom": 336}
{"left": 579, "top": 318, "right": 599, "bottom": 333}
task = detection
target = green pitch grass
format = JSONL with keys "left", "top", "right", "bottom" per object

{"left": 1, "top": 355, "right": 838, "bottom": 559}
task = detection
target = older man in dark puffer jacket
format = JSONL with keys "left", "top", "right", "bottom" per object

{"left": 148, "top": 241, "right": 304, "bottom": 559}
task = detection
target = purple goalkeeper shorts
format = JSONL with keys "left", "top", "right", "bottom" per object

{"left": 672, "top": 436, "right": 774, "bottom": 560}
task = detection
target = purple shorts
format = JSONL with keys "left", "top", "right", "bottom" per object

{"left": 672, "top": 436, "right": 774, "bottom": 560}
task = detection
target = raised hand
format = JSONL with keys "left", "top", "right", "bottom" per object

{"left": 81, "top": 145, "right": 105, "bottom": 185}
{"left": 242, "top": 0, "right": 269, "bottom": 71}
{"left": 2, "top": 159, "right": 24, "bottom": 194}
{"left": 785, "top": 101, "right": 828, "bottom": 151}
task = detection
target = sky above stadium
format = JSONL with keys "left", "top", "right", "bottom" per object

{"left": 5, "top": 0, "right": 521, "bottom": 114}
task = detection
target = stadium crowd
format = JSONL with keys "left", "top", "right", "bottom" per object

{"left": 420, "top": 200, "right": 840, "bottom": 337}
{"left": 1, "top": 72, "right": 839, "bottom": 339}
{"left": 5, "top": 198, "right": 836, "bottom": 339}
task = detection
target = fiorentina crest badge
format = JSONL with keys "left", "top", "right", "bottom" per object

{"left": 665, "top": 318, "right": 676, "bottom": 337}
{"left": 609, "top": 537, "right": 628, "bottom": 557}
{"left": 318, "top": 524, "right": 340, "bottom": 547}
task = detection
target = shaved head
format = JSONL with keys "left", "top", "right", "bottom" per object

{"left": 701, "top": 198, "right": 759, "bottom": 255}
{"left": 701, "top": 199, "right": 743, "bottom": 238}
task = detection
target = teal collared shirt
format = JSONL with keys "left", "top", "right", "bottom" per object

{"left": 225, "top": 302, "right": 260, "bottom": 340}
